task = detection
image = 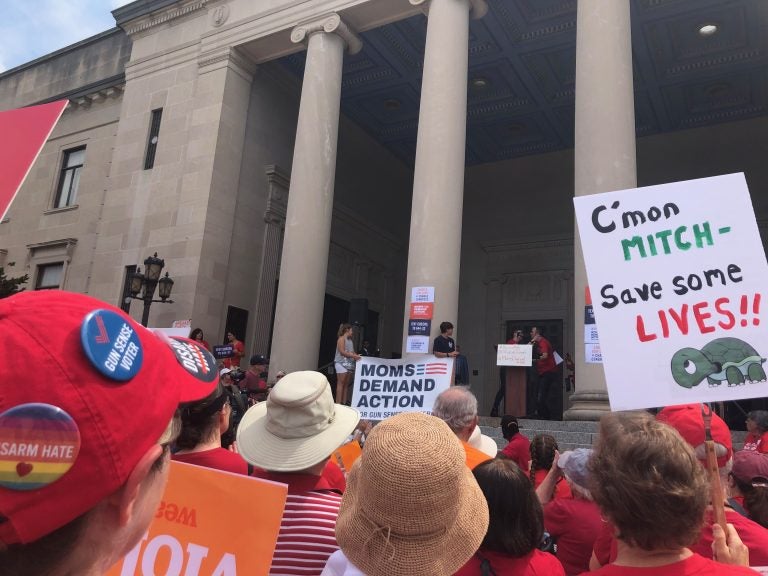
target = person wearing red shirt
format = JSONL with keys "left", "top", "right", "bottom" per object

{"left": 582, "top": 411, "right": 754, "bottom": 576}
{"left": 172, "top": 382, "right": 249, "bottom": 475}
{"left": 500, "top": 415, "right": 531, "bottom": 471}
{"left": 189, "top": 327, "right": 210, "bottom": 350}
{"left": 222, "top": 331, "right": 244, "bottom": 369}
{"left": 455, "top": 458, "right": 564, "bottom": 576}
{"left": 530, "top": 326, "right": 558, "bottom": 419}
{"left": 536, "top": 449, "right": 602, "bottom": 576}
{"left": 743, "top": 410, "right": 768, "bottom": 453}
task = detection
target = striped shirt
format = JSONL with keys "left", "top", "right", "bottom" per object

{"left": 254, "top": 471, "right": 343, "bottom": 576}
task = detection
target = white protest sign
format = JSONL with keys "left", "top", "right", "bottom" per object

{"left": 574, "top": 173, "right": 768, "bottom": 410}
{"left": 496, "top": 344, "right": 533, "bottom": 367}
{"left": 411, "top": 286, "right": 435, "bottom": 303}
{"left": 351, "top": 356, "right": 453, "bottom": 420}
{"left": 406, "top": 335, "right": 430, "bottom": 353}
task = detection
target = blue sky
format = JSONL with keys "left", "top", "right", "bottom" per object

{"left": 0, "top": 0, "right": 133, "bottom": 73}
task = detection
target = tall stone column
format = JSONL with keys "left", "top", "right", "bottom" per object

{"left": 565, "top": 0, "right": 636, "bottom": 420}
{"left": 269, "top": 15, "right": 361, "bottom": 375}
{"left": 402, "top": 0, "right": 487, "bottom": 353}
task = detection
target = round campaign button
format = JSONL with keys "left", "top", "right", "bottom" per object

{"left": 0, "top": 403, "right": 81, "bottom": 491}
{"left": 167, "top": 337, "right": 218, "bottom": 384}
{"left": 80, "top": 309, "right": 143, "bottom": 382}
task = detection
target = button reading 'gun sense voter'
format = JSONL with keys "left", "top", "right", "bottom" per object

{"left": 80, "top": 309, "right": 144, "bottom": 382}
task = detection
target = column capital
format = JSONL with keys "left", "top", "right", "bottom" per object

{"left": 291, "top": 13, "right": 362, "bottom": 55}
{"left": 409, "top": 0, "right": 488, "bottom": 19}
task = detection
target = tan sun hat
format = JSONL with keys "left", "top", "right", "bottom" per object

{"left": 335, "top": 412, "right": 489, "bottom": 576}
{"left": 236, "top": 370, "right": 359, "bottom": 471}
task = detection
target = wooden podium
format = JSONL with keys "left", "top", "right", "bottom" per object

{"left": 497, "top": 344, "right": 533, "bottom": 417}
{"left": 504, "top": 366, "right": 527, "bottom": 417}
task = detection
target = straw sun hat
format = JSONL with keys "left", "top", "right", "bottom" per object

{"left": 236, "top": 370, "right": 360, "bottom": 471}
{"left": 335, "top": 412, "right": 489, "bottom": 576}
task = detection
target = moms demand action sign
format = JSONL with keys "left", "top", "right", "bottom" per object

{"left": 351, "top": 356, "right": 453, "bottom": 420}
{"left": 574, "top": 173, "right": 768, "bottom": 411}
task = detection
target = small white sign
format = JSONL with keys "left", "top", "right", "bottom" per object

{"left": 584, "top": 324, "right": 600, "bottom": 344}
{"left": 574, "top": 173, "right": 768, "bottom": 409}
{"left": 171, "top": 319, "right": 192, "bottom": 329}
{"left": 496, "top": 344, "right": 533, "bottom": 367}
{"left": 406, "top": 335, "right": 430, "bottom": 353}
{"left": 411, "top": 286, "right": 435, "bottom": 303}
{"left": 585, "top": 343, "right": 603, "bottom": 364}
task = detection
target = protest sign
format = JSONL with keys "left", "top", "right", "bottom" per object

{"left": 213, "top": 344, "right": 234, "bottom": 359}
{"left": 351, "top": 356, "right": 453, "bottom": 419}
{"left": 408, "top": 319, "right": 431, "bottom": 336}
{"left": 574, "top": 173, "right": 768, "bottom": 410}
{"left": 172, "top": 319, "right": 192, "bottom": 329}
{"left": 108, "top": 461, "right": 287, "bottom": 576}
{"left": 496, "top": 344, "right": 532, "bottom": 367}
{"left": 409, "top": 302, "right": 434, "bottom": 319}
{"left": 0, "top": 101, "right": 68, "bottom": 221}
{"left": 405, "top": 335, "right": 430, "bottom": 353}
{"left": 411, "top": 286, "right": 435, "bottom": 303}
{"left": 584, "top": 286, "right": 603, "bottom": 364}
{"left": 333, "top": 440, "right": 362, "bottom": 474}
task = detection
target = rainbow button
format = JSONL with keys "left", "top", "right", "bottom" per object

{"left": 0, "top": 403, "right": 81, "bottom": 491}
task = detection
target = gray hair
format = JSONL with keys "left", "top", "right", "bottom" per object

{"left": 432, "top": 387, "right": 478, "bottom": 433}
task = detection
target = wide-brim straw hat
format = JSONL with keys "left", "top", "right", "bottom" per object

{"left": 237, "top": 371, "right": 359, "bottom": 471}
{"left": 335, "top": 412, "right": 489, "bottom": 576}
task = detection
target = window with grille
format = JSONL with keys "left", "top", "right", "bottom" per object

{"left": 54, "top": 147, "right": 85, "bottom": 208}
{"left": 144, "top": 108, "right": 163, "bottom": 170}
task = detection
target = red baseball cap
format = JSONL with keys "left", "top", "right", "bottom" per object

{"left": 656, "top": 404, "right": 733, "bottom": 467}
{"left": 731, "top": 450, "right": 768, "bottom": 486}
{"left": 0, "top": 290, "right": 218, "bottom": 544}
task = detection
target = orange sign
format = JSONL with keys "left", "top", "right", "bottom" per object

{"left": 108, "top": 461, "right": 287, "bottom": 576}
{"left": 333, "top": 441, "right": 362, "bottom": 475}
{"left": 409, "top": 302, "right": 434, "bottom": 320}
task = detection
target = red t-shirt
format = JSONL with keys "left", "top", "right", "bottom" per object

{"left": 244, "top": 369, "right": 268, "bottom": 392}
{"left": 535, "top": 337, "right": 557, "bottom": 375}
{"left": 593, "top": 508, "right": 768, "bottom": 568}
{"left": 322, "top": 459, "right": 346, "bottom": 493}
{"left": 531, "top": 468, "right": 573, "bottom": 500}
{"left": 543, "top": 498, "right": 603, "bottom": 576}
{"left": 578, "top": 552, "right": 757, "bottom": 575}
{"left": 743, "top": 431, "right": 768, "bottom": 453}
{"left": 692, "top": 508, "right": 768, "bottom": 566}
{"left": 455, "top": 548, "right": 565, "bottom": 576}
{"left": 223, "top": 340, "right": 244, "bottom": 369}
{"left": 501, "top": 433, "right": 531, "bottom": 472}
{"left": 172, "top": 447, "right": 249, "bottom": 475}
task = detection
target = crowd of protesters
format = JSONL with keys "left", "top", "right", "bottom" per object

{"left": 2, "top": 289, "right": 768, "bottom": 575}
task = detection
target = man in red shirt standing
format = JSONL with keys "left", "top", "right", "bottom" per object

{"left": 531, "top": 326, "right": 558, "bottom": 420}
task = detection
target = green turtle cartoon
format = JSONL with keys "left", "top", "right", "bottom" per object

{"left": 670, "top": 337, "right": 766, "bottom": 389}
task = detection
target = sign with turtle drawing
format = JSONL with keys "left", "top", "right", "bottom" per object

{"left": 574, "top": 173, "right": 768, "bottom": 410}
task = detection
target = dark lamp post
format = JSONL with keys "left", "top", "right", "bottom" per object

{"left": 128, "top": 253, "right": 174, "bottom": 326}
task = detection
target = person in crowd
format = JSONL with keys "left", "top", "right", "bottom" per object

{"left": 656, "top": 404, "right": 768, "bottom": 567}
{"left": 172, "top": 382, "right": 249, "bottom": 475}
{"left": 536, "top": 449, "right": 602, "bottom": 575}
{"left": 499, "top": 415, "right": 531, "bottom": 471}
{"left": 530, "top": 326, "right": 558, "bottom": 419}
{"left": 455, "top": 458, "right": 564, "bottom": 576}
{"left": 0, "top": 290, "right": 218, "bottom": 576}
{"left": 529, "top": 434, "right": 571, "bottom": 499}
{"left": 585, "top": 410, "right": 755, "bottom": 575}
{"left": 433, "top": 387, "right": 492, "bottom": 469}
{"left": 490, "top": 329, "right": 524, "bottom": 416}
{"left": 744, "top": 410, "right": 768, "bottom": 453}
{"left": 322, "top": 412, "right": 489, "bottom": 576}
{"left": 189, "top": 327, "right": 210, "bottom": 350}
{"left": 244, "top": 354, "right": 270, "bottom": 403}
{"left": 359, "top": 340, "right": 372, "bottom": 356}
{"left": 222, "top": 331, "right": 245, "bottom": 369}
{"left": 728, "top": 450, "right": 768, "bottom": 529}
{"left": 237, "top": 371, "right": 360, "bottom": 576}
{"left": 335, "top": 323, "right": 361, "bottom": 405}
{"left": 219, "top": 367, "right": 248, "bottom": 448}
{"left": 433, "top": 321, "right": 459, "bottom": 358}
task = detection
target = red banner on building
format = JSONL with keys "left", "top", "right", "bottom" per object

{"left": 0, "top": 100, "right": 68, "bottom": 221}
